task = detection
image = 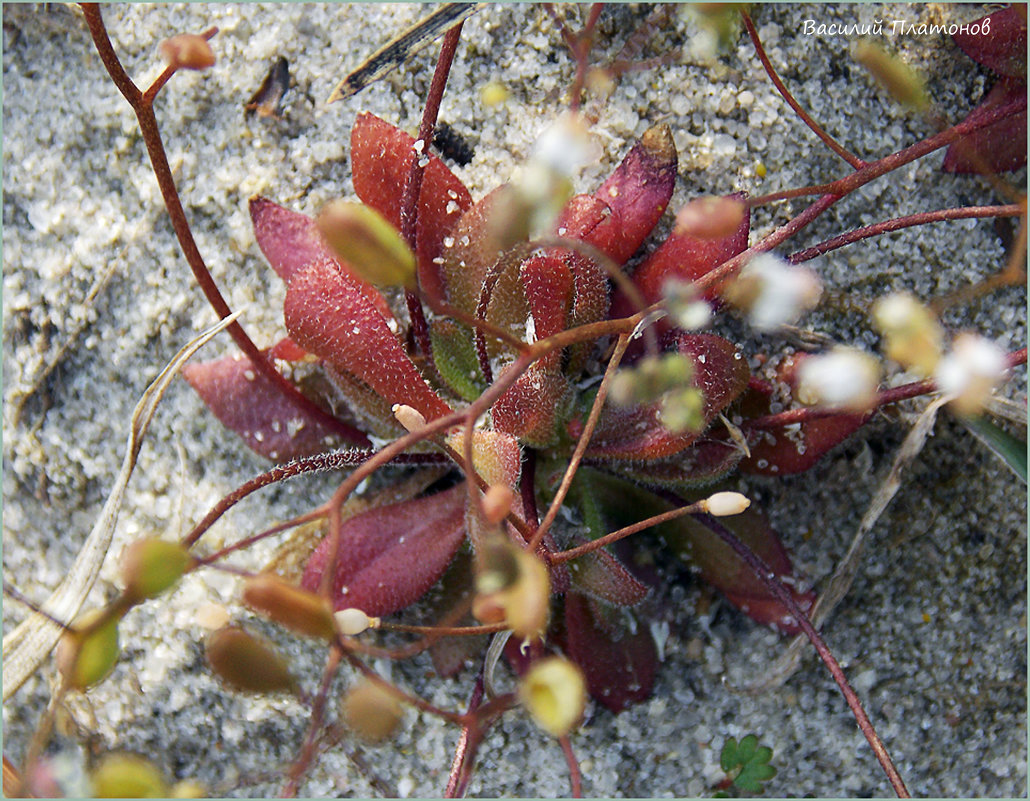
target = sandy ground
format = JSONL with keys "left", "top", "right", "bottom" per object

{"left": 3, "top": 3, "right": 1026, "bottom": 797}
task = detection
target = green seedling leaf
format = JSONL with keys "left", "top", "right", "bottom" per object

{"left": 429, "top": 319, "right": 486, "bottom": 402}
{"left": 720, "top": 734, "right": 777, "bottom": 794}
{"left": 962, "top": 414, "right": 1027, "bottom": 483}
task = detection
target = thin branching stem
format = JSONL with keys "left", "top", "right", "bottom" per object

{"left": 400, "top": 22, "right": 465, "bottom": 363}
{"left": 80, "top": 4, "right": 370, "bottom": 447}
{"left": 741, "top": 9, "right": 865, "bottom": 169}
{"left": 559, "top": 735, "right": 584, "bottom": 798}
{"left": 530, "top": 334, "right": 630, "bottom": 552}
{"left": 694, "top": 514, "right": 910, "bottom": 798}
{"left": 283, "top": 645, "right": 343, "bottom": 797}
{"left": 789, "top": 204, "right": 1023, "bottom": 263}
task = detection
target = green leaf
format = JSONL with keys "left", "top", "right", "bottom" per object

{"left": 429, "top": 319, "right": 487, "bottom": 402}
{"left": 962, "top": 414, "right": 1027, "bottom": 483}
{"left": 720, "top": 738, "right": 739, "bottom": 773}
{"left": 735, "top": 734, "right": 758, "bottom": 764}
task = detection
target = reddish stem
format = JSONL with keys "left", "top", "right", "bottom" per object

{"left": 558, "top": 735, "right": 584, "bottom": 798}
{"left": 445, "top": 676, "right": 485, "bottom": 798}
{"left": 282, "top": 645, "right": 343, "bottom": 797}
{"left": 399, "top": 22, "right": 465, "bottom": 363}
{"left": 80, "top": 4, "right": 369, "bottom": 447}
{"left": 741, "top": 9, "right": 865, "bottom": 170}
{"left": 744, "top": 348, "right": 1028, "bottom": 432}
{"left": 789, "top": 205, "right": 1023, "bottom": 263}
{"left": 694, "top": 514, "right": 910, "bottom": 798}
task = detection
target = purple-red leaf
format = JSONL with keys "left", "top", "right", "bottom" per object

{"left": 351, "top": 112, "right": 472, "bottom": 301}
{"left": 285, "top": 256, "right": 453, "bottom": 421}
{"left": 953, "top": 6, "right": 1027, "bottom": 78}
{"left": 616, "top": 192, "right": 750, "bottom": 315}
{"left": 662, "top": 508, "right": 814, "bottom": 635}
{"left": 563, "top": 592, "right": 657, "bottom": 712}
{"left": 491, "top": 366, "right": 573, "bottom": 448}
{"left": 301, "top": 484, "right": 467, "bottom": 615}
{"left": 250, "top": 197, "right": 397, "bottom": 322}
{"left": 566, "top": 538, "right": 651, "bottom": 607}
{"left": 182, "top": 343, "right": 342, "bottom": 461}
{"left": 942, "top": 77, "right": 1028, "bottom": 173}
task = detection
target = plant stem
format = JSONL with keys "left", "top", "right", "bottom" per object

{"left": 693, "top": 514, "right": 910, "bottom": 798}
{"left": 400, "top": 21, "right": 465, "bottom": 364}
{"left": 282, "top": 645, "right": 343, "bottom": 797}
{"left": 741, "top": 9, "right": 865, "bottom": 170}
{"left": 80, "top": 4, "right": 370, "bottom": 447}
{"left": 789, "top": 205, "right": 1023, "bottom": 263}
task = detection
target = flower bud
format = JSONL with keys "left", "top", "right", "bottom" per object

{"left": 675, "top": 196, "right": 746, "bottom": 240}
{"left": 159, "top": 34, "right": 215, "bottom": 71}
{"left": 90, "top": 753, "right": 167, "bottom": 799}
{"left": 317, "top": 201, "right": 416, "bottom": 288}
{"left": 702, "top": 491, "right": 751, "bottom": 517}
{"left": 481, "top": 484, "right": 516, "bottom": 526}
{"left": 728, "top": 254, "right": 822, "bottom": 331}
{"left": 660, "top": 386, "right": 705, "bottom": 433}
{"left": 519, "top": 657, "right": 586, "bottom": 737}
{"left": 934, "top": 332, "right": 1008, "bottom": 415}
{"left": 56, "top": 609, "right": 120, "bottom": 690}
{"left": 205, "top": 626, "right": 298, "bottom": 694}
{"left": 334, "top": 607, "right": 379, "bottom": 636}
{"left": 242, "top": 573, "right": 335, "bottom": 640}
{"left": 342, "top": 680, "right": 404, "bottom": 743}
{"left": 120, "top": 537, "right": 192, "bottom": 601}
{"left": 391, "top": 403, "right": 427, "bottom": 434}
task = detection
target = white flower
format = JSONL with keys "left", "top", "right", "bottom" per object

{"left": 933, "top": 333, "right": 1007, "bottom": 415}
{"left": 733, "top": 253, "right": 822, "bottom": 331}
{"left": 530, "top": 113, "right": 600, "bottom": 176}
{"left": 796, "top": 347, "right": 881, "bottom": 411}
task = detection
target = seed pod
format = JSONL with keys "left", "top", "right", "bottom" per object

{"left": 853, "top": 40, "right": 930, "bottom": 113}
{"left": 90, "top": 753, "right": 167, "bottom": 798}
{"left": 56, "top": 609, "right": 120, "bottom": 690}
{"left": 481, "top": 484, "right": 516, "bottom": 526}
{"left": 120, "top": 537, "right": 192, "bottom": 601}
{"left": 872, "top": 292, "right": 943, "bottom": 376}
{"left": 342, "top": 680, "right": 404, "bottom": 743}
{"left": 205, "top": 626, "right": 298, "bottom": 694}
{"left": 159, "top": 34, "right": 215, "bottom": 71}
{"left": 675, "top": 196, "right": 747, "bottom": 240}
{"left": 317, "top": 201, "right": 416, "bottom": 288}
{"left": 475, "top": 541, "right": 551, "bottom": 640}
{"left": 242, "top": 573, "right": 335, "bottom": 640}
{"left": 519, "top": 657, "right": 586, "bottom": 737}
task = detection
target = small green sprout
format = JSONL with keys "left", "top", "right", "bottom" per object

{"left": 717, "top": 734, "right": 777, "bottom": 795}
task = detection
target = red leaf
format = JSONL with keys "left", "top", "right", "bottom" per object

{"left": 285, "top": 256, "right": 453, "bottom": 421}
{"left": 351, "top": 113, "right": 472, "bottom": 301}
{"left": 182, "top": 342, "right": 343, "bottom": 461}
{"left": 563, "top": 592, "right": 657, "bottom": 712}
{"left": 942, "top": 77, "right": 1028, "bottom": 173}
{"left": 739, "top": 354, "right": 867, "bottom": 476}
{"left": 561, "top": 123, "right": 678, "bottom": 266}
{"left": 581, "top": 334, "right": 749, "bottom": 460}
{"left": 953, "top": 6, "right": 1027, "bottom": 78}
{"left": 566, "top": 537, "right": 651, "bottom": 607}
{"left": 662, "top": 507, "right": 814, "bottom": 635}
{"left": 491, "top": 366, "right": 573, "bottom": 447}
{"left": 301, "top": 484, "right": 467, "bottom": 615}
{"left": 250, "top": 197, "right": 397, "bottom": 322}
{"left": 617, "top": 192, "right": 750, "bottom": 314}
{"left": 519, "top": 253, "right": 574, "bottom": 368}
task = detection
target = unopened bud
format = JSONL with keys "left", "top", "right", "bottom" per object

{"left": 675, "top": 196, "right": 746, "bottom": 240}
{"left": 120, "top": 537, "right": 192, "bottom": 601}
{"left": 242, "top": 573, "right": 335, "bottom": 640}
{"left": 934, "top": 332, "right": 1008, "bottom": 415}
{"left": 853, "top": 40, "right": 929, "bottom": 113}
{"left": 318, "top": 201, "right": 416, "bottom": 288}
{"left": 90, "top": 753, "right": 167, "bottom": 799}
{"left": 519, "top": 657, "right": 586, "bottom": 737}
{"left": 702, "top": 491, "right": 751, "bottom": 517}
{"left": 481, "top": 484, "right": 516, "bottom": 526}
{"left": 205, "top": 626, "right": 298, "bottom": 694}
{"left": 56, "top": 609, "right": 120, "bottom": 690}
{"left": 334, "top": 607, "right": 379, "bottom": 636}
{"left": 391, "top": 403, "right": 427, "bottom": 433}
{"left": 342, "top": 680, "right": 404, "bottom": 743}
{"left": 159, "top": 34, "right": 215, "bottom": 71}
{"left": 660, "top": 386, "right": 705, "bottom": 433}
